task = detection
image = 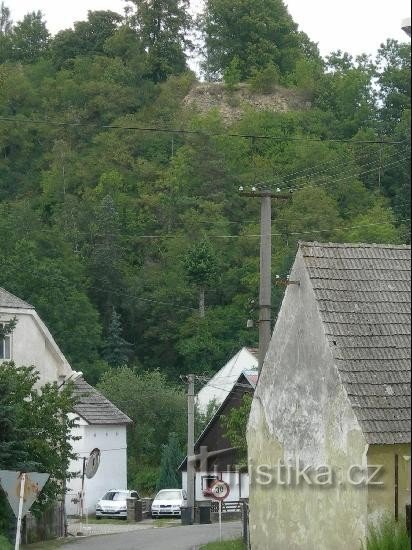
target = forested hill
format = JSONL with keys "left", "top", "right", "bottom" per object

{"left": 0, "top": 1, "right": 411, "bottom": 385}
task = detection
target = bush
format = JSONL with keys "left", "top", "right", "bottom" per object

{"left": 364, "top": 517, "right": 410, "bottom": 550}
{"left": 224, "top": 57, "right": 241, "bottom": 92}
{"left": 0, "top": 534, "right": 12, "bottom": 550}
{"left": 249, "top": 63, "right": 280, "bottom": 93}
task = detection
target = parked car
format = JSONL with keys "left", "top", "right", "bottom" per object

{"left": 96, "top": 489, "right": 140, "bottom": 520}
{"left": 151, "top": 489, "right": 187, "bottom": 518}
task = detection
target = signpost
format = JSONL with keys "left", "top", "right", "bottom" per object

{"left": 209, "top": 480, "right": 230, "bottom": 542}
{"left": 0, "top": 470, "right": 50, "bottom": 550}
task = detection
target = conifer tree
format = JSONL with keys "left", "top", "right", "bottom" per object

{"left": 156, "top": 432, "right": 183, "bottom": 491}
{"left": 102, "top": 308, "right": 132, "bottom": 367}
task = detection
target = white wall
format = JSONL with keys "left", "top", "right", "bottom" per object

{"left": 0, "top": 308, "right": 72, "bottom": 386}
{"left": 66, "top": 421, "right": 128, "bottom": 516}
{"left": 182, "top": 471, "right": 249, "bottom": 503}
{"left": 196, "top": 348, "right": 258, "bottom": 413}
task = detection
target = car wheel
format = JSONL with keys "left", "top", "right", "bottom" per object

{"left": 96, "top": 517, "right": 102, "bottom": 520}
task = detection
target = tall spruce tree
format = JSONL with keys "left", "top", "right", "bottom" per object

{"left": 102, "top": 308, "right": 132, "bottom": 367}
{"left": 156, "top": 432, "right": 183, "bottom": 491}
{"left": 200, "top": 0, "right": 304, "bottom": 80}
{"left": 129, "top": 0, "right": 192, "bottom": 82}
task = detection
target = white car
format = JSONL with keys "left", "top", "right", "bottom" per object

{"left": 151, "top": 489, "right": 187, "bottom": 518}
{"left": 96, "top": 489, "right": 140, "bottom": 519}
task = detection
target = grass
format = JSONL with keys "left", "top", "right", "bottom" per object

{"left": 22, "top": 540, "right": 66, "bottom": 550}
{"left": 200, "top": 540, "right": 245, "bottom": 550}
{"left": 364, "top": 518, "right": 410, "bottom": 550}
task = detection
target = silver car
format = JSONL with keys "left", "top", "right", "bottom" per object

{"left": 96, "top": 489, "right": 140, "bottom": 519}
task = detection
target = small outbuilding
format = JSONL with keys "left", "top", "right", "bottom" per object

{"left": 248, "top": 242, "right": 411, "bottom": 550}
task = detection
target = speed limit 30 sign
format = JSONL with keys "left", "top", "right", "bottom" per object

{"left": 209, "top": 480, "right": 230, "bottom": 501}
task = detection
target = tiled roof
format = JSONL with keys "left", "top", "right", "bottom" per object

{"left": 300, "top": 242, "right": 411, "bottom": 445}
{"left": 0, "top": 288, "right": 33, "bottom": 310}
{"left": 72, "top": 377, "right": 132, "bottom": 425}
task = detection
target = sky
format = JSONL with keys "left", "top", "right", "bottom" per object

{"left": 8, "top": 0, "right": 411, "bottom": 60}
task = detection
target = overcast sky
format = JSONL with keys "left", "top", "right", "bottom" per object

{"left": 8, "top": 0, "right": 411, "bottom": 60}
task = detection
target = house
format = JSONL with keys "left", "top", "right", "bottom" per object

{"left": 196, "top": 347, "right": 258, "bottom": 413}
{"left": 0, "top": 287, "right": 72, "bottom": 386}
{"left": 248, "top": 242, "right": 411, "bottom": 550}
{"left": 65, "top": 376, "right": 132, "bottom": 516}
{"left": 0, "top": 287, "right": 131, "bottom": 516}
{"left": 181, "top": 370, "right": 257, "bottom": 505}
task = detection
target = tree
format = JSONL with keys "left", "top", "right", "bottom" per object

{"left": 376, "top": 39, "right": 411, "bottom": 135}
{"left": 156, "top": 432, "right": 183, "bottom": 491}
{"left": 200, "top": 0, "right": 304, "bottom": 80}
{"left": 183, "top": 240, "right": 219, "bottom": 317}
{"left": 0, "top": 2, "right": 11, "bottom": 34}
{"left": 102, "top": 308, "right": 133, "bottom": 367}
{"left": 223, "top": 56, "right": 241, "bottom": 92}
{"left": 0, "top": 363, "right": 77, "bottom": 539}
{"left": 221, "top": 393, "right": 253, "bottom": 467}
{"left": 129, "top": 0, "right": 192, "bottom": 82}
{"left": 97, "top": 368, "right": 186, "bottom": 494}
{"left": 50, "top": 10, "right": 122, "bottom": 68}
{"left": 7, "top": 11, "right": 50, "bottom": 63}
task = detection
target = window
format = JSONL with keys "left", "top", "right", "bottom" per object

{"left": 202, "top": 475, "right": 219, "bottom": 494}
{"left": 0, "top": 324, "right": 11, "bottom": 360}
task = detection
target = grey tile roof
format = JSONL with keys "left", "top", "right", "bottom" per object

{"left": 0, "top": 287, "right": 34, "bottom": 309}
{"left": 300, "top": 242, "right": 411, "bottom": 445}
{"left": 72, "top": 377, "right": 132, "bottom": 425}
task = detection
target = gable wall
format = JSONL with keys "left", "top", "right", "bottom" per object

{"left": 0, "top": 309, "right": 71, "bottom": 385}
{"left": 247, "top": 251, "right": 369, "bottom": 550}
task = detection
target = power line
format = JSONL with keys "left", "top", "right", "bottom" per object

{"left": 0, "top": 115, "right": 407, "bottom": 145}
{"left": 262, "top": 145, "right": 410, "bottom": 190}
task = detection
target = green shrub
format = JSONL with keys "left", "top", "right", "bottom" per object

{"left": 364, "top": 517, "right": 410, "bottom": 550}
{"left": 224, "top": 57, "right": 241, "bottom": 92}
{"left": 249, "top": 63, "right": 280, "bottom": 93}
{"left": 0, "top": 534, "right": 12, "bottom": 550}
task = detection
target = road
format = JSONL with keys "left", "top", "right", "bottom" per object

{"left": 64, "top": 522, "right": 242, "bottom": 550}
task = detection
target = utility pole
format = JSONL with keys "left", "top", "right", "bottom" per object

{"left": 240, "top": 187, "right": 291, "bottom": 375}
{"left": 186, "top": 374, "right": 195, "bottom": 522}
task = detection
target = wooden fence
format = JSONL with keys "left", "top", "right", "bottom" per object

{"left": 22, "top": 504, "right": 65, "bottom": 545}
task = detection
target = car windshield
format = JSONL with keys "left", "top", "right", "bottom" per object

{"left": 102, "top": 492, "right": 128, "bottom": 501}
{"left": 156, "top": 490, "right": 182, "bottom": 501}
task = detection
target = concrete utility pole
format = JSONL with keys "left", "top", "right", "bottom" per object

{"left": 240, "top": 188, "right": 291, "bottom": 375}
{"left": 186, "top": 374, "right": 195, "bottom": 521}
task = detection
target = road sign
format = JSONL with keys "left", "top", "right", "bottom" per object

{"left": 85, "top": 449, "right": 101, "bottom": 479}
{"left": 0, "top": 471, "right": 49, "bottom": 550}
{"left": 0, "top": 470, "right": 49, "bottom": 519}
{"left": 209, "top": 480, "right": 230, "bottom": 502}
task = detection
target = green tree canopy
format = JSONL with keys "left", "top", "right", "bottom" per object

{"left": 200, "top": 0, "right": 306, "bottom": 80}
{"left": 129, "top": 0, "right": 192, "bottom": 82}
{"left": 0, "top": 363, "right": 77, "bottom": 538}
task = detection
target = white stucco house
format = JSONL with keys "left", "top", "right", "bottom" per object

{"left": 196, "top": 347, "right": 258, "bottom": 414}
{"left": 0, "top": 287, "right": 132, "bottom": 516}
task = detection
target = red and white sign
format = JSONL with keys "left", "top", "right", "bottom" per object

{"left": 209, "top": 480, "right": 230, "bottom": 501}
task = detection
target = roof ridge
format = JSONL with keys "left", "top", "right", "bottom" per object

{"left": 299, "top": 241, "right": 411, "bottom": 250}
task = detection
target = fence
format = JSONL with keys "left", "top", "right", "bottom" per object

{"left": 22, "top": 504, "right": 65, "bottom": 545}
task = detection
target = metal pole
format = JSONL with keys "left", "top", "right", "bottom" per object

{"left": 219, "top": 500, "right": 222, "bottom": 542}
{"left": 187, "top": 374, "right": 195, "bottom": 523}
{"left": 259, "top": 191, "right": 272, "bottom": 374}
{"left": 15, "top": 473, "right": 26, "bottom": 550}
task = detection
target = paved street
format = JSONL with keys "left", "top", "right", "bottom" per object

{"left": 64, "top": 522, "right": 242, "bottom": 550}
